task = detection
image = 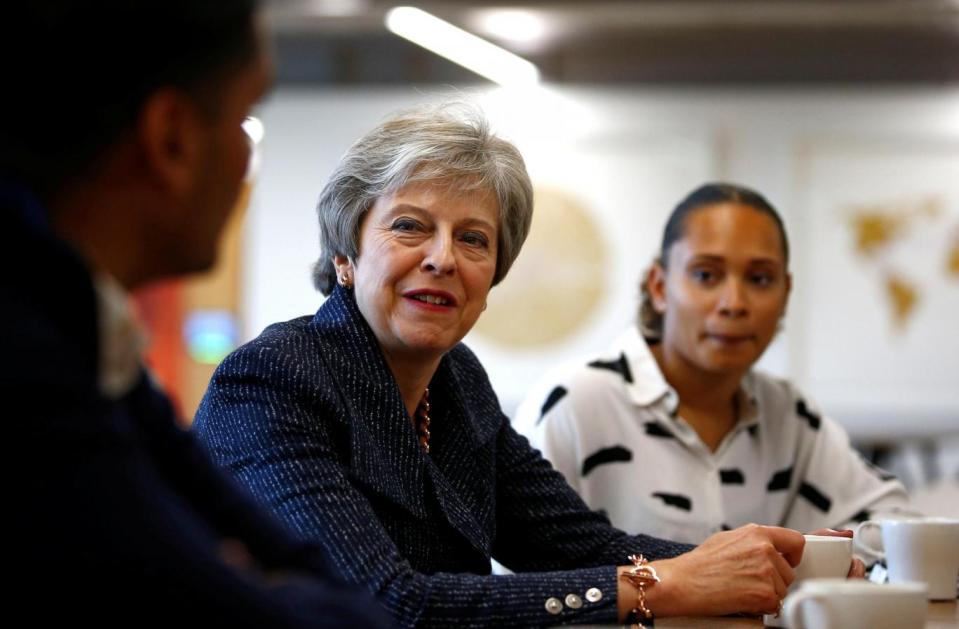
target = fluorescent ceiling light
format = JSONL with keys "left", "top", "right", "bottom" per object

{"left": 475, "top": 9, "right": 547, "bottom": 45}
{"left": 385, "top": 6, "right": 540, "bottom": 88}
{"left": 308, "top": 0, "right": 369, "bottom": 16}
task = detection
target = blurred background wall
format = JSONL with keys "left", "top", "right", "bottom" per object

{"left": 143, "top": 0, "right": 958, "bottom": 504}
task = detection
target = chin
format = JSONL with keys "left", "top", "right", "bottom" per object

{"left": 396, "top": 332, "right": 457, "bottom": 357}
{"left": 703, "top": 354, "right": 755, "bottom": 374}
{"left": 180, "top": 256, "right": 218, "bottom": 277}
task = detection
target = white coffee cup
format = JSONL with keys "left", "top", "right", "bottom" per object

{"left": 858, "top": 517, "right": 959, "bottom": 600}
{"left": 763, "top": 534, "right": 853, "bottom": 627}
{"left": 783, "top": 578, "right": 927, "bottom": 629}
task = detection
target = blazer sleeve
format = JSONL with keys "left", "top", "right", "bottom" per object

{"left": 491, "top": 419, "right": 694, "bottom": 572}
{"left": 194, "top": 342, "right": 689, "bottom": 628}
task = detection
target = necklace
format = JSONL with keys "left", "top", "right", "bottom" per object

{"left": 415, "top": 388, "right": 431, "bottom": 453}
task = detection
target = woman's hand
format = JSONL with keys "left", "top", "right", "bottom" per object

{"left": 806, "top": 528, "right": 866, "bottom": 578}
{"left": 628, "top": 524, "right": 806, "bottom": 619}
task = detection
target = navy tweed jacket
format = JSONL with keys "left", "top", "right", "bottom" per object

{"left": 194, "top": 285, "right": 693, "bottom": 627}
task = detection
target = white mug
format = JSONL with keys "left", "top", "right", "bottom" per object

{"left": 783, "top": 578, "right": 927, "bottom": 629}
{"left": 858, "top": 517, "right": 959, "bottom": 600}
{"left": 763, "top": 535, "right": 853, "bottom": 627}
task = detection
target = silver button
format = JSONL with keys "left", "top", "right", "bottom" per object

{"left": 585, "top": 587, "right": 603, "bottom": 603}
{"left": 564, "top": 594, "right": 583, "bottom": 609}
{"left": 545, "top": 597, "right": 563, "bottom": 615}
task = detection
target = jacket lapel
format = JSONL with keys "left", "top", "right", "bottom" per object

{"left": 307, "top": 287, "right": 504, "bottom": 557}
{"left": 307, "top": 287, "right": 429, "bottom": 519}
{"left": 422, "top": 346, "right": 506, "bottom": 557}
{"left": 422, "top": 359, "right": 488, "bottom": 556}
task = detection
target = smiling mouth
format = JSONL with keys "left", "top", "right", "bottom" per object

{"left": 411, "top": 294, "right": 451, "bottom": 306}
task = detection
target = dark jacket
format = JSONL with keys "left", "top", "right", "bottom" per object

{"left": 194, "top": 284, "right": 693, "bottom": 628}
{"left": 2, "top": 181, "right": 391, "bottom": 628}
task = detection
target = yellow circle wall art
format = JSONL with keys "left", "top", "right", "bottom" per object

{"left": 473, "top": 185, "right": 608, "bottom": 348}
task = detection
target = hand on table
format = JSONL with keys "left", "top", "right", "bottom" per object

{"left": 641, "top": 524, "right": 805, "bottom": 618}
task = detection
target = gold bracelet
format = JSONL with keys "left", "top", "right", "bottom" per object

{"left": 619, "top": 554, "right": 660, "bottom": 626}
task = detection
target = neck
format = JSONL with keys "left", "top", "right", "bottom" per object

{"left": 49, "top": 164, "right": 150, "bottom": 290}
{"left": 650, "top": 342, "right": 745, "bottom": 451}
{"left": 652, "top": 343, "right": 743, "bottom": 409}
{"left": 52, "top": 203, "right": 140, "bottom": 288}
{"left": 381, "top": 349, "right": 441, "bottom": 418}
{"left": 46, "top": 143, "right": 163, "bottom": 290}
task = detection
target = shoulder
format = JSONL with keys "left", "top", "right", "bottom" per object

{"left": 544, "top": 359, "right": 628, "bottom": 407}
{"left": 444, "top": 342, "right": 499, "bottom": 405}
{"left": 195, "top": 315, "right": 334, "bottom": 438}
{"left": 445, "top": 341, "right": 484, "bottom": 372}
{"left": 237, "top": 315, "right": 318, "bottom": 355}
{"left": 200, "top": 314, "right": 327, "bottom": 418}
{"left": 215, "top": 315, "right": 318, "bottom": 375}
{"left": 515, "top": 342, "right": 638, "bottom": 433}
{"left": 747, "top": 370, "right": 796, "bottom": 408}
{"left": 748, "top": 371, "right": 839, "bottom": 442}
{"left": 518, "top": 328, "right": 666, "bottom": 421}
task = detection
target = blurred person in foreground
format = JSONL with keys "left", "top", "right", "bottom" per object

{"left": 516, "top": 182, "right": 910, "bottom": 565}
{"left": 1, "top": 1, "right": 389, "bottom": 626}
{"left": 195, "top": 105, "right": 817, "bottom": 627}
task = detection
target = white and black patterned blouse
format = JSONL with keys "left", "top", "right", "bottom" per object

{"left": 193, "top": 287, "right": 693, "bottom": 628}
{"left": 515, "top": 327, "right": 909, "bottom": 562}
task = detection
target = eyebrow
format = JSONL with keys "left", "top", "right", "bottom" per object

{"left": 458, "top": 217, "right": 497, "bottom": 233}
{"left": 688, "top": 254, "right": 783, "bottom": 266}
{"left": 387, "top": 204, "right": 497, "bottom": 233}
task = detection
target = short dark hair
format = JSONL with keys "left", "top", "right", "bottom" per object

{"left": 658, "top": 182, "right": 789, "bottom": 267}
{"left": 2, "top": 0, "right": 259, "bottom": 198}
{"left": 639, "top": 182, "right": 790, "bottom": 339}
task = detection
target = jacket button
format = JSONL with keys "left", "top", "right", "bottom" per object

{"left": 564, "top": 594, "right": 583, "bottom": 609}
{"left": 545, "top": 597, "right": 563, "bottom": 615}
{"left": 585, "top": 587, "right": 603, "bottom": 602}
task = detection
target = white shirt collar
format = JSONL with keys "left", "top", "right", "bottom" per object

{"left": 616, "top": 327, "right": 673, "bottom": 407}
{"left": 92, "top": 273, "right": 147, "bottom": 399}
{"left": 618, "top": 326, "right": 760, "bottom": 427}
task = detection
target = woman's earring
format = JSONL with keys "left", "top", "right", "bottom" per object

{"left": 340, "top": 273, "right": 352, "bottom": 288}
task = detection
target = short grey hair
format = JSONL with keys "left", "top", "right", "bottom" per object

{"left": 312, "top": 101, "right": 534, "bottom": 295}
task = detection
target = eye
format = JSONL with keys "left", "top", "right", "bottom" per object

{"left": 391, "top": 218, "right": 422, "bottom": 232}
{"left": 749, "top": 272, "right": 776, "bottom": 287}
{"left": 690, "top": 268, "right": 718, "bottom": 284}
{"left": 460, "top": 231, "right": 490, "bottom": 248}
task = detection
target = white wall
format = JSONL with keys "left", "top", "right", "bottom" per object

{"left": 244, "top": 85, "right": 959, "bottom": 440}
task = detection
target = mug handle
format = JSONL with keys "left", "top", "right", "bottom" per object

{"left": 784, "top": 590, "right": 834, "bottom": 629}
{"left": 854, "top": 520, "right": 884, "bottom": 559}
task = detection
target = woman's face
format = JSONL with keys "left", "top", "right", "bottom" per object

{"left": 337, "top": 180, "right": 499, "bottom": 364}
{"left": 649, "top": 202, "right": 791, "bottom": 376}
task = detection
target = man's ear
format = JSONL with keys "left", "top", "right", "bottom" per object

{"left": 136, "top": 87, "right": 205, "bottom": 199}
{"left": 647, "top": 261, "right": 668, "bottom": 314}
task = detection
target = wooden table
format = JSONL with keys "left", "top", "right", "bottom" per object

{"left": 654, "top": 601, "right": 957, "bottom": 628}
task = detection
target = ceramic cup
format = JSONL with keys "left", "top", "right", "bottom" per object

{"left": 763, "top": 534, "right": 853, "bottom": 627}
{"left": 783, "top": 578, "right": 927, "bottom": 629}
{"left": 858, "top": 517, "right": 959, "bottom": 600}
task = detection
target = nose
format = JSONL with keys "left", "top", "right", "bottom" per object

{"left": 718, "top": 278, "right": 748, "bottom": 318}
{"left": 421, "top": 233, "right": 456, "bottom": 276}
